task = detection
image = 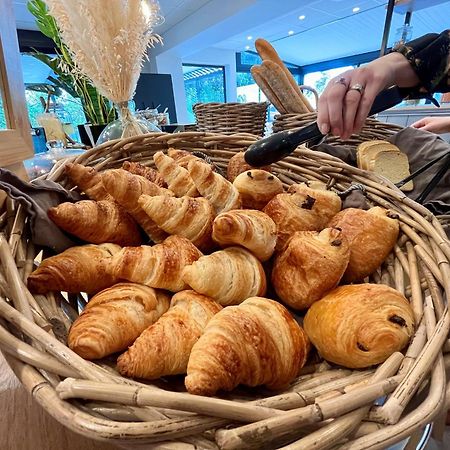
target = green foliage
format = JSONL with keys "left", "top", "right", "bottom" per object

{"left": 27, "top": 0, "right": 115, "bottom": 125}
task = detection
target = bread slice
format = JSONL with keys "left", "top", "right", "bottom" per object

{"left": 357, "top": 140, "right": 401, "bottom": 170}
{"left": 371, "top": 151, "right": 414, "bottom": 191}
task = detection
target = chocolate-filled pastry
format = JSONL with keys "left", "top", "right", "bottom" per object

{"left": 264, "top": 183, "right": 341, "bottom": 250}
{"left": 117, "top": 290, "right": 222, "bottom": 379}
{"left": 212, "top": 209, "right": 277, "bottom": 262}
{"left": 329, "top": 206, "right": 399, "bottom": 282}
{"left": 182, "top": 247, "right": 266, "bottom": 306}
{"left": 304, "top": 284, "right": 414, "bottom": 368}
{"left": 185, "top": 297, "right": 310, "bottom": 396}
{"left": 227, "top": 151, "right": 272, "bottom": 182}
{"left": 233, "top": 170, "right": 283, "bottom": 210}
{"left": 68, "top": 283, "right": 170, "bottom": 360}
{"left": 272, "top": 228, "right": 350, "bottom": 310}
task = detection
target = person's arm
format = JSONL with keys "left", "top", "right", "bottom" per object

{"left": 317, "top": 30, "right": 450, "bottom": 139}
{"left": 411, "top": 116, "right": 450, "bottom": 134}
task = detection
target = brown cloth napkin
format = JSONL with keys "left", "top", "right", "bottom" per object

{"left": 315, "top": 127, "right": 450, "bottom": 215}
{"left": 0, "top": 169, "right": 82, "bottom": 253}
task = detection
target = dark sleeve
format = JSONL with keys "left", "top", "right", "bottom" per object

{"left": 392, "top": 30, "right": 450, "bottom": 94}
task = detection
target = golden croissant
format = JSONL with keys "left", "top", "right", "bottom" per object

{"left": 102, "top": 169, "right": 171, "bottom": 243}
{"left": 185, "top": 297, "right": 310, "bottom": 396}
{"left": 303, "top": 284, "right": 414, "bottom": 368}
{"left": 272, "top": 228, "right": 350, "bottom": 310}
{"left": 122, "top": 161, "right": 166, "bottom": 188}
{"left": 212, "top": 209, "right": 277, "bottom": 261}
{"left": 264, "top": 184, "right": 341, "bottom": 250}
{"left": 182, "top": 246, "right": 266, "bottom": 306}
{"left": 227, "top": 151, "right": 272, "bottom": 182}
{"left": 27, "top": 243, "right": 121, "bottom": 294}
{"left": 233, "top": 170, "right": 283, "bottom": 210}
{"left": 65, "top": 163, "right": 113, "bottom": 202}
{"left": 167, "top": 148, "right": 205, "bottom": 169}
{"left": 153, "top": 151, "right": 198, "bottom": 197}
{"left": 117, "top": 290, "right": 222, "bottom": 379}
{"left": 48, "top": 200, "right": 142, "bottom": 247}
{"left": 138, "top": 195, "right": 214, "bottom": 251}
{"left": 187, "top": 160, "right": 241, "bottom": 214}
{"left": 68, "top": 283, "right": 170, "bottom": 360}
{"left": 329, "top": 206, "right": 399, "bottom": 282}
{"left": 111, "top": 235, "right": 203, "bottom": 292}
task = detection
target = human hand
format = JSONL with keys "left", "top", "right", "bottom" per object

{"left": 317, "top": 53, "right": 419, "bottom": 139}
{"left": 410, "top": 116, "right": 450, "bottom": 134}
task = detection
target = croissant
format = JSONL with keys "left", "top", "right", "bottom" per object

{"left": 264, "top": 185, "right": 341, "bottom": 250}
{"left": 167, "top": 148, "right": 205, "bottom": 169}
{"left": 65, "top": 163, "right": 113, "bottom": 202}
{"left": 182, "top": 246, "right": 266, "bottom": 306}
{"left": 122, "top": 161, "right": 166, "bottom": 188}
{"left": 227, "top": 151, "right": 272, "bottom": 182}
{"left": 329, "top": 207, "right": 399, "bottom": 282}
{"left": 27, "top": 243, "right": 121, "bottom": 294}
{"left": 48, "top": 200, "right": 142, "bottom": 246}
{"left": 138, "top": 195, "right": 214, "bottom": 251}
{"left": 68, "top": 283, "right": 170, "bottom": 360}
{"left": 212, "top": 209, "right": 277, "bottom": 261}
{"left": 272, "top": 228, "right": 350, "bottom": 310}
{"left": 188, "top": 160, "right": 241, "bottom": 214}
{"left": 102, "top": 169, "right": 171, "bottom": 243}
{"left": 111, "top": 235, "right": 202, "bottom": 292}
{"left": 233, "top": 169, "right": 283, "bottom": 210}
{"left": 185, "top": 297, "right": 310, "bottom": 396}
{"left": 117, "top": 290, "right": 222, "bottom": 379}
{"left": 303, "top": 284, "right": 414, "bottom": 368}
{"left": 153, "top": 151, "right": 198, "bottom": 197}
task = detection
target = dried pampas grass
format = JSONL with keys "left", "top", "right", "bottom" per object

{"left": 44, "top": 0, "right": 162, "bottom": 104}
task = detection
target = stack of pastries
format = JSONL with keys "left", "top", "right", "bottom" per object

{"left": 27, "top": 151, "right": 415, "bottom": 396}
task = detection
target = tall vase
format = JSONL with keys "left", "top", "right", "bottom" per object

{"left": 96, "top": 101, "right": 160, "bottom": 145}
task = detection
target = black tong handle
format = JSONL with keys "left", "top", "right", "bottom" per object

{"left": 245, "top": 86, "right": 413, "bottom": 167}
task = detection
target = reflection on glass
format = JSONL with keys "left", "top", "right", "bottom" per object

{"left": 0, "top": 94, "right": 6, "bottom": 130}
{"left": 183, "top": 64, "right": 226, "bottom": 123}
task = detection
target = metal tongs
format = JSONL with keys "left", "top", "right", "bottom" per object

{"left": 244, "top": 86, "right": 427, "bottom": 167}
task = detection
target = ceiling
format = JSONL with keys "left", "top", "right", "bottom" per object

{"left": 12, "top": 0, "right": 450, "bottom": 67}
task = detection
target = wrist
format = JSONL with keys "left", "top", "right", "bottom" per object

{"left": 385, "top": 52, "right": 420, "bottom": 88}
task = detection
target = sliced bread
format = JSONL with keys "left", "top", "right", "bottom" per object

{"left": 371, "top": 151, "right": 414, "bottom": 191}
{"left": 356, "top": 140, "right": 392, "bottom": 170}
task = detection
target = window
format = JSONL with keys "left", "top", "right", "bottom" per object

{"left": 183, "top": 64, "right": 226, "bottom": 123}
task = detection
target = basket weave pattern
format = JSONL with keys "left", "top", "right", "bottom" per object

{"left": 273, "top": 112, "right": 404, "bottom": 151}
{"left": 194, "top": 102, "right": 269, "bottom": 136}
{"left": 1, "top": 131, "right": 449, "bottom": 449}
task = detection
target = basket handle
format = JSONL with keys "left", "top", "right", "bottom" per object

{"left": 298, "top": 85, "right": 319, "bottom": 109}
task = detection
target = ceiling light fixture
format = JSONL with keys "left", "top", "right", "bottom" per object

{"left": 247, "top": 35, "right": 253, "bottom": 40}
{"left": 288, "top": 30, "right": 294, "bottom": 35}
{"left": 352, "top": 6, "right": 360, "bottom": 12}
{"left": 299, "top": 15, "right": 306, "bottom": 20}
{"left": 245, "top": 45, "right": 250, "bottom": 50}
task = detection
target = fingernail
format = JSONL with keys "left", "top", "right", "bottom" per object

{"left": 319, "top": 123, "right": 330, "bottom": 134}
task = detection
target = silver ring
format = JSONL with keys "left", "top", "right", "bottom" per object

{"left": 334, "top": 77, "right": 348, "bottom": 87}
{"left": 349, "top": 83, "right": 365, "bottom": 94}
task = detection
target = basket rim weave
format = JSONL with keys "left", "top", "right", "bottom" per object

{"left": 1, "top": 131, "right": 449, "bottom": 450}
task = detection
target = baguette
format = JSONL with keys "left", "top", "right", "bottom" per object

{"left": 255, "top": 38, "right": 313, "bottom": 112}
{"left": 251, "top": 65, "right": 287, "bottom": 114}
{"left": 259, "top": 60, "right": 307, "bottom": 114}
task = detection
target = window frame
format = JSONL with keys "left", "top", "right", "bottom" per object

{"left": 182, "top": 63, "right": 227, "bottom": 102}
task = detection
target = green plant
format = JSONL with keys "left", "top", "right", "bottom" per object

{"left": 27, "top": 0, "right": 115, "bottom": 125}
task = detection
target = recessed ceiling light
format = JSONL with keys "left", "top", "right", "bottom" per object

{"left": 247, "top": 35, "right": 253, "bottom": 40}
{"left": 288, "top": 30, "right": 294, "bottom": 35}
{"left": 352, "top": 6, "right": 360, "bottom": 12}
{"left": 245, "top": 45, "right": 250, "bottom": 50}
{"left": 299, "top": 15, "right": 306, "bottom": 20}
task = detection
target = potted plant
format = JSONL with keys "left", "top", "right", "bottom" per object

{"left": 27, "top": 0, "right": 116, "bottom": 145}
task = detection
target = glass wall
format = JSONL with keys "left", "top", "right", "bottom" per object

{"left": 183, "top": 64, "right": 226, "bottom": 123}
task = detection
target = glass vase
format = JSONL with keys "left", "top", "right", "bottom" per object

{"left": 96, "top": 100, "right": 160, "bottom": 145}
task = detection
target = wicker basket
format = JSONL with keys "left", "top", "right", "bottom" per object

{"left": 1, "top": 131, "right": 450, "bottom": 450}
{"left": 194, "top": 102, "right": 269, "bottom": 136}
{"left": 273, "top": 112, "right": 404, "bottom": 152}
